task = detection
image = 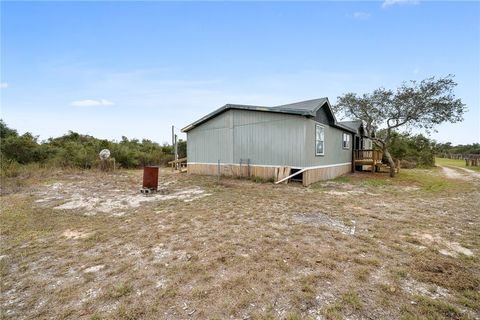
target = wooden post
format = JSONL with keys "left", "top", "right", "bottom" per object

{"left": 239, "top": 159, "right": 243, "bottom": 178}
{"left": 371, "top": 150, "right": 376, "bottom": 173}
{"left": 352, "top": 149, "right": 356, "bottom": 173}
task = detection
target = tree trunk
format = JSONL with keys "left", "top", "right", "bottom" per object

{"left": 383, "top": 148, "right": 396, "bottom": 177}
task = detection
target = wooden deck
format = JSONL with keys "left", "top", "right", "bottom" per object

{"left": 168, "top": 157, "right": 187, "bottom": 172}
{"left": 353, "top": 149, "right": 400, "bottom": 173}
{"left": 353, "top": 149, "right": 383, "bottom": 172}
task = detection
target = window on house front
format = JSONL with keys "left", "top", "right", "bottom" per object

{"left": 342, "top": 133, "right": 350, "bottom": 149}
{"left": 315, "top": 124, "right": 325, "bottom": 156}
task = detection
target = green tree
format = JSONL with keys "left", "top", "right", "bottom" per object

{"left": 388, "top": 132, "right": 435, "bottom": 167}
{"left": 0, "top": 119, "right": 18, "bottom": 139}
{"left": 334, "top": 75, "right": 466, "bottom": 177}
{"left": 177, "top": 139, "right": 187, "bottom": 158}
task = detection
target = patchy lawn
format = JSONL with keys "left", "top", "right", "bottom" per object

{"left": 1, "top": 167, "right": 479, "bottom": 319}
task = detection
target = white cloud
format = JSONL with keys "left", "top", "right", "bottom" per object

{"left": 71, "top": 99, "right": 115, "bottom": 107}
{"left": 382, "top": 0, "right": 419, "bottom": 9}
{"left": 0, "top": 82, "right": 9, "bottom": 89}
{"left": 352, "top": 12, "right": 371, "bottom": 20}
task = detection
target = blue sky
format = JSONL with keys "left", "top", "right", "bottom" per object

{"left": 1, "top": 1, "right": 479, "bottom": 145}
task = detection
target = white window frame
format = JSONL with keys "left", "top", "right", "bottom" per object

{"left": 315, "top": 124, "right": 325, "bottom": 156}
{"left": 342, "top": 132, "right": 350, "bottom": 149}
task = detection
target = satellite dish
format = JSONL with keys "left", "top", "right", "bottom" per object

{"left": 99, "top": 149, "right": 111, "bottom": 160}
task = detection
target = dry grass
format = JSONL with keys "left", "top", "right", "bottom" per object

{"left": 0, "top": 167, "right": 479, "bottom": 319}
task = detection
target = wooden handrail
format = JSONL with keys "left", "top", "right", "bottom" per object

{"left": 168, "top": 157, "right": 187, "bottom": 165}
{"left": 354, "top": 149, "right": 383, "bottom": 162}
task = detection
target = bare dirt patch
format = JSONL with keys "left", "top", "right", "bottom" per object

{"left": 34, "top": 172, "right": 210, "bottom": 216}
{"left": 412, "top": 233, "right": 474, "bottom": 257}
{"left": 293, "top": 212, "right": 356, "bottom": 235}
{"left": 61, "top": 229, "right": 92, "bottom": 240}
{"left": 83, "top": 264, "right": 105, "bottom": 273}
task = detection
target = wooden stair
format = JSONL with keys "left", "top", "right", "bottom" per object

{"left": 353, "top": 149, "right": 400, "bottom": 173}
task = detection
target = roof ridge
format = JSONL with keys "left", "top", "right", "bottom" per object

{"left": 272, "top": 97, "right": 328, "bottom": 108}
{"left": 225, "top": 103, "right": 269, "bottom": 108}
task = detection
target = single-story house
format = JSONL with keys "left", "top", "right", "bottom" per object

{"left": 181, "top": 98, "right": 372, "bottom": 186}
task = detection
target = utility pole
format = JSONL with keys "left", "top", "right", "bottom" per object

{"left": 174, "top": 134, "right": 178, "bottom": 169}
{"left": 171, "top": 125, "right": 175, "bottom": 151}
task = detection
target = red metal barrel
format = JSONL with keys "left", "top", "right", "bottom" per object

{"left": 143, "top": 166, "right": 159, "bottom": 190}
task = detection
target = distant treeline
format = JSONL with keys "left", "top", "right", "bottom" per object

{"left": 434, "top": 142, "right": 480, "bottom": 156}
{"left": 2, "top": 119, "right": 478, "bottom": 173}
{"left": 0, "top": 120, "right": 186, "bottom": 172}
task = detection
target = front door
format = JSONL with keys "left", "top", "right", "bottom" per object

{"left": 355, "top": 136, "right": 361, "bottom": 150}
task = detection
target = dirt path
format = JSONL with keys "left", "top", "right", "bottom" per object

{"left": 456, "top": 166, "right": 480, "bottom": 178}
{"left": 438, "top": 165, "right": 480, "bottom": 181}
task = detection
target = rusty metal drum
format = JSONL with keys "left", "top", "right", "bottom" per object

{"left": 143, "top": 166, "right": 159, "bottom": 190}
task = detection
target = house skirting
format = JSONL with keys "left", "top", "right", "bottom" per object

{"left": 301, "top": 163, "right": 351, "bottom": 186}
{"left": 187, "top": 163, "right": 277, "bottom": 181}
{"left": 187, "top": 162, "right": 352, "bottom": 186}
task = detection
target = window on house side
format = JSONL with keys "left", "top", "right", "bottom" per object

{"left": 342, "top": 133, "right": 350, "bottom": 149}
{"left": 315, "top": 124, "right": 325, "bottom": 156}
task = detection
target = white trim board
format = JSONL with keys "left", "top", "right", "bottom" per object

{"left": 187, "top": 162, "right": 351, "bottom": 170}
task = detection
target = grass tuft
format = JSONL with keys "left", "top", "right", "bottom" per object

{"left": 341, "top": 289, "right": 363, "bottom": 311}
{"left": 401, "top": 295, "right": 464, "bottom": 320}
{"left": 108, "top": 283, "right": 133, "bottom": 299}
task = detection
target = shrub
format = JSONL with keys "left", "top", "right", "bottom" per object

{"left": 388, "top": 132, "right": 435, "bottom": 167}
{"left": 0, "top": 120, "right": 178, "bottom": 169}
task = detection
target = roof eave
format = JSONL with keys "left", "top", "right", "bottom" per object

{"left": 182, "top": 104, "right": 311, "bottom": 132}
{"left": 181, "top": 104, "right": 230, "bottom": 133}
{"left": 333, "top": 123, "right": 357, "bottom": 133}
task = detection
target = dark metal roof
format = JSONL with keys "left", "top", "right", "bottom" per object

{"left": 271, "top": 98, "right": 328, "bottom": 115}
{"left": 181, "top": 98, "right": 356, "bottom": 133}
{"left": 338, "top": 120, "right": 363, "bottom": 134}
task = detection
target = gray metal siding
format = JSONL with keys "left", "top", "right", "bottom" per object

{"left": 232, "top": 109, "right": 306, "bottom": 167}
{"left": 314, "top": 106, "right": 334, "bottom": 126}
{"left": 187, "top": 110, "right": 233, "bottom": 163}
{"left": 187, "top": 109, "right": 352, "bottom": 168}
{"left": 304, "top": 119, "right": 352, "bottom": 166}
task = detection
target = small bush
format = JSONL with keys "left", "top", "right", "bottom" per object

{"left": 0, "top": 159, "right": 21, "bottom": 177}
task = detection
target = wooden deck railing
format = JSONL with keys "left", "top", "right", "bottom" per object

{"left": 168, "top": 157, "right": 187, "bottom": 171}
{"left": 354, "top": 149, "right": 383, "bottom": 163}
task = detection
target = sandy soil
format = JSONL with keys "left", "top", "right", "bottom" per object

{"left": 1, "top": 168, "right": 479, "bottom": 320}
